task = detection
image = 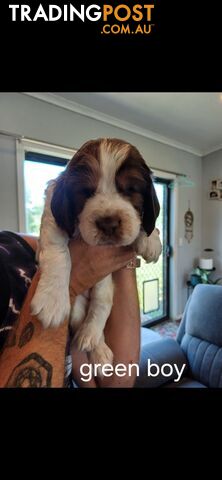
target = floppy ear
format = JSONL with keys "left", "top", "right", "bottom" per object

{"left": 142, "top": 173, "right": 160, "bottom": 237}
{"left": 51, "top": 173, "right": 77, "bottom": 237}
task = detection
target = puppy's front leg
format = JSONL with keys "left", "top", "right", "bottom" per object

{"left": 89, "top": 333, "right": 114, "bottom": 374}
{"left": 73, "top": 275, "right": 113, "bottom": 357}
{"left": 31, "top": 245, "right": 71, "bottom": 328}
{"left": 136, "top": 228, "right": 162, "bottom": 263}
{"left": 31, "top": 181, "right": 71, "bottom": 328}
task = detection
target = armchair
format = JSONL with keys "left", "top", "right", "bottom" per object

{"left": 136, "top": 284, "right": 222, "bottom": 388}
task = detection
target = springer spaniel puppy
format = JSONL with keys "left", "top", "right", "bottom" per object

{"left": 31, "top": 138, "right": 162, "bottom": 367}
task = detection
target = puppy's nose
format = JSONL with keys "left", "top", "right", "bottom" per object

{"left": 96, "top": 216, "right": 121, "bottom": 236}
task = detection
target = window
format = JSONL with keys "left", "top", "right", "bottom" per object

{"left": 16, "top": 140, "right": 74, "bottom": 234}
{"left": 24, "top": 152, "right": 67, "bottom": 234}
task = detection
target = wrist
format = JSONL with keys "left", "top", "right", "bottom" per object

{"left": 125, "top": 256, "right": 141, "bottom": 269}
{"left": 113, "top": 267, "right": 136, "bottom": 282}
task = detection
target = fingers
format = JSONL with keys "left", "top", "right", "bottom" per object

{"left": 99, "top": 245, "right": 134, "bottom": 262}
{"left": 69, "top": 238, "right": 134, "bottom": 262}
{"left": 116, "top": 248, "right": 136, "bottom": 264}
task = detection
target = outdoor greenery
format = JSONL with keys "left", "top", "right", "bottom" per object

{"left": 26, "top": 205, "right": 42, "bottom": 235}
{"left": 25, "top": 185, "right": 43, "bottom": 235}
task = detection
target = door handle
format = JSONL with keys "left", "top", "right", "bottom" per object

{"left": 165, "top": 245, "right": 172, "bottom": 257}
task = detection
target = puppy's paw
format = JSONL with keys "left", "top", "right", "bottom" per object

{"left": 143, "top": 229, "right": 162, "bottom": 263}
{"left": 89, "top": 341, "right": 114, "bottom": 377}
{"left": 74, "top": 323, "right": 102, "bottom": 352}
{"left": 31, "top": 286, "right": 70, "bottom": 328}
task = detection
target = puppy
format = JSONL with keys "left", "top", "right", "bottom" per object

{"left": 31, "top": 138, "right": 162, "bottom": 367}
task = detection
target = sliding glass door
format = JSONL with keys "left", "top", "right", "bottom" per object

{"left": 136, "top": 178, "right": 170, "bottom": 326}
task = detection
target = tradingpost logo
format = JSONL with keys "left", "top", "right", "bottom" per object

{"left": 8, "top": 3, "right": 156, "bottom": 35}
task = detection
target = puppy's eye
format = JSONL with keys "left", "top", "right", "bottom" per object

{"left": 125, "top": 185, "right": 140, "bottom": 195}
{"left": 82, "top": 187, "right": 95, "bottom": 198}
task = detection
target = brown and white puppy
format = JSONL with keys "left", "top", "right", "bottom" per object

{"left": 31, "top": 138, "right": 162, "bottom": 367}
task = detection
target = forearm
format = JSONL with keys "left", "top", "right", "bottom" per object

{"left": 0, "top": 271, "right": 69, "bottom": 388}
{"left": 98, "top": 269, "right": 141, "bottom": 388}
{"left": 71, "top": 269, "right": 140, "bottom": 388}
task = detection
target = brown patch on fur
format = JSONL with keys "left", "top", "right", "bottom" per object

{"left": 116, "top": 145, "right": 160, "bottom": 236}
{"left": 116, "top": 165, "right": 147, "bottom": 215}
{"left": 67, "top": 142, "right": 101, "bottom": 207}
{"left": 51, "top": 141, "right": 102, "bottom": 236}
{"left": 69, "top": 139, "right": 102, "bottom": 167}
{"left": 117, "top": 145, "right": 153, "bottom": 176}
{"left": 116, "top": 145, "right": 151, "bottom": 214}
{"left": 106, "top": 138, "right": 130, "bottom": 152}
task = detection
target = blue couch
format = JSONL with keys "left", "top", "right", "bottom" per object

{"left": 137, "top": 284, "right": 222, "bottom": 388}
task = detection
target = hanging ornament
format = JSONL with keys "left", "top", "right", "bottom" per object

{"left": 184, "top": 201, "right": 194, "bottom": 243}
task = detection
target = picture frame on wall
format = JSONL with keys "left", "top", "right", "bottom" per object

{"left": 209, "top": 179, "right": 222, "bottom": 200}
{"left": 216, "top": 180, "right": 222, "bottom": 189}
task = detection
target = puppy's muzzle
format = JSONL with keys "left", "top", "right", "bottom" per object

{"left": 96, "top": 215, "right": 121, "bottom": 237}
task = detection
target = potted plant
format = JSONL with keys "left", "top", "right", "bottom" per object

{"left": 190, "top": 267, "right": 222, "bottom": 286}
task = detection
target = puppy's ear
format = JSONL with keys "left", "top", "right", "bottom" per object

{"left": 51, "top": 174, "right": 77, "bottom": 237}
{"left": 142, "top": 171, "right": 160, "bottom": 237}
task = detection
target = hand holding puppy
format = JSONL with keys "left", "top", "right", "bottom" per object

{"left": 69, "top": 239, "right": 135, "bottom": 299}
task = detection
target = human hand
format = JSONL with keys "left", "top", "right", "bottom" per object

{"left": 69, "top": 238, "right": 135, "bottom": 298}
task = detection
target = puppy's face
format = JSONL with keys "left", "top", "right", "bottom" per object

{"left": 51, "top": 138, "right": 160, "bottom": 246}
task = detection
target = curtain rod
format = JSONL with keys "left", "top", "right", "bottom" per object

{"left": 0, "top": 129, "right": 188, "bottom": 178}
{"left": 0, "top": 129, "right": 22, "bottom": 140}
{"left": 151, "top": 166, "right": 187, "bottom": 178}
{"left": 0, "top": 130, "right": 75, "bottom": 153}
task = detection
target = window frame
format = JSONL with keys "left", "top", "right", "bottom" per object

{"left": 16, "top": 138, "right": 75, "bottom": 232}
{"left": 152, "top": 169, "right": 179, "bottom": 321}
{"left": 148, "top": 177, "right": 171, "bottom": 325}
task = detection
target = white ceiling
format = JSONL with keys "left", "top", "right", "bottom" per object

{"left": 24, "top": 92, "right": 222, "bottom": 156}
